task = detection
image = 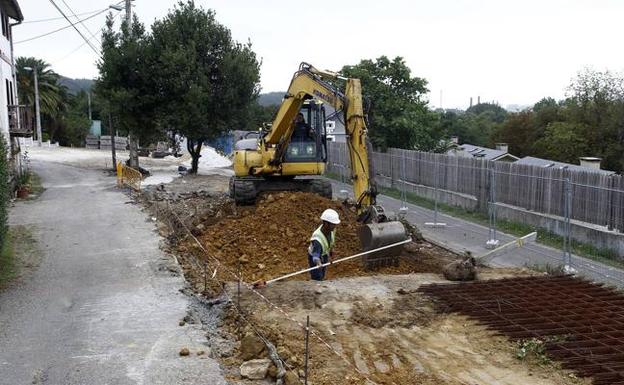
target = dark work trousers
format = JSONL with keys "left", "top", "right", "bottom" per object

{"left": 308, "top": 253, "right": 329, "bottom": 281}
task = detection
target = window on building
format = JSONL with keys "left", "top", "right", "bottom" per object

{"left": 5, "top": 79, "right": 9, "bottom": 105}
{"left": 1, "top": 11, "right": 6, "bottom": 37}
{"left": 9, "top": 80, "right": 14, "bottom": 105}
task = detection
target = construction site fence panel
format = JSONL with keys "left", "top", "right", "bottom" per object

{"left": 326, "top": 141, "right": 624, "bottom": 233}
{"left": 116, "top": 162, "right": 142, "bottom": 191}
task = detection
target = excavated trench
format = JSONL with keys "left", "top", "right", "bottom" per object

{"left": 164, "top": 190, "right": 584, "bottom": 385}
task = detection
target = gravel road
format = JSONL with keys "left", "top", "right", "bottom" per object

{"left": 0, "top": 160, "right": 227, "bottom": 385}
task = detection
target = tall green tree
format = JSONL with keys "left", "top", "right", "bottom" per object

{"left": 96, "top": 13, "right": 157, "bottom": 169}
{"left": 532, "top": 97, "right": 562, "bottom": 134}
{"left": 489, "top": 69, "right": 624, "bottom": 171}
{"left": 534, "top": 121, "right": 591, "bottom": 164}
{"left": 466, "top": 102, "right": 508, "bottom": 123}
{"left": 146, "top": 1, "right": 261, "bottom": 173}
{"left": 244, "top": 101, "right": 277, "bottom": 131}
{"left": 339, "top": 56, "right": 444, "bottom": 151}
{"left": 439, "top": 107, "right": 499, "bottom": 148}
{"left": 54, "top": 91, "right": 91, "bottom": 147}
{"left": 491, "top": 110, "right": 534, "bottom": 157}
{"left": 564, "top": 69, "right": 624, "bottom": 171}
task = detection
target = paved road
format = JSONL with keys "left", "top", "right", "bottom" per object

{"left": 330, "top": 180, "right": 624, "bottom": 287}
{"left": 0, "top": 161, "right": 226, "bottom": 385}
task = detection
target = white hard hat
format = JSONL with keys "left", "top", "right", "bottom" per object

{"left": 320, "top": 208, "right": 340, "bottom": 224}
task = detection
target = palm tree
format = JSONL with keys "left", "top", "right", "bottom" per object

{"left": 16, "top": 57, "right": 69, "bottom": 139}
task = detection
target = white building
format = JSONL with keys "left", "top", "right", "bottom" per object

{"left": 0, "top": 1, "right": 28, "bottom": 187}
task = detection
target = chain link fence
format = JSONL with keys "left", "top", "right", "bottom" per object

{"left": 327, "top": 141, "right": 624, "bottom": 286}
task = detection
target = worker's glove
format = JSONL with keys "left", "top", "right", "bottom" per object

{"left": 313, "top": 257, "right": 321, "bottom": 267}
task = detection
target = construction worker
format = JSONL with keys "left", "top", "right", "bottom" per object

{"left": 293, "top": 112, "right": 314, "bottom": 141}
{"left": 308, "top": 208, "right": 340, "bottom": 281}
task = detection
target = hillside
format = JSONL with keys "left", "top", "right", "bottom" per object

{"left": 257, "top": 91, "right": 284, "bottom": 106}
{"left": 59, "top": 76, "right": 94, "bottom": 95}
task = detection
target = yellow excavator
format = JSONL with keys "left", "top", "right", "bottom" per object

{"left": 229, "top": 62, "right": 407, "bottom": 266}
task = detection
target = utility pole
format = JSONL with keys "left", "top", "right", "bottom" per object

{"left": 87, "top": 92, "right": 92, "bottom": 122}
{"left": 124, "top": 0, "right": 139, "bottom": 168}
{"left": 125, "top": 0, "right": 132, "bottom": 31}
{"left": 33, "top": 67, "right": 42, "bottom": 146}
{"left": 24, "top": 65, "right": 42, "bottom": 146}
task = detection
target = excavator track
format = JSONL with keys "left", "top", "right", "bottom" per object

{"left": 229, "top": 176, "right": 332, "bottom": 205}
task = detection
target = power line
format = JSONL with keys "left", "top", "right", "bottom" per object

{"left": 15, "top": 7, "right": 109, "bottom": 44}
{"left": 61, "top": 0, "right": 101, "bottom": 46}
{"left": 48, "top": 0, "right": 101, "bottom": 56}
{"left": 52, "top": 12, "right": 122, "bottom": 65}
{"left": 22, "top": 8, "right": 101, "bottom": 24}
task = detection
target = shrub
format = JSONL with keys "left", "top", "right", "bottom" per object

{"left": 0, "top": 135, "right": 8, "bottom": 252}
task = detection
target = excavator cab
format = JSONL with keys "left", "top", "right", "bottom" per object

{"left": 285, "top": 101, "right": 327, "bottom": 164}
{"left": 230, "top": 100, "right": 333, "bottom": 205}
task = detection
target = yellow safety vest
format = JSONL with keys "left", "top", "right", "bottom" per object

{"left": 309, "top": 225, "right": 336, "bottom": 257}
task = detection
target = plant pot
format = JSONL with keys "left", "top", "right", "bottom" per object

{"left": 17, "top": 186, "right": 30, "bottom": 199}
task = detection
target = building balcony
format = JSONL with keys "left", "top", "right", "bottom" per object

{"left": 8, "top": 104, "right": 34, "bottom": 137}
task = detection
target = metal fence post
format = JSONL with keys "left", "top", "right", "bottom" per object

{"left": 486, "top": 165, "right": 499, "bottom": 249}
{"left": 390, "top": 150, "right": 395, "bottom": 189}
{"left": 399, "top": 150, "right": 408, "bottom": 218}
{"left": 563, "top": 176, "right": 572, "bottom": 268}
{"left": 304, "top": 315, "right": 310, "bottom": 385}
{"left": 608, "top": 175, "right": 615, "bottom": 231}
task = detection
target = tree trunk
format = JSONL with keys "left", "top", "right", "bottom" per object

{"left": 128, "top": 132, "right": 139, "bottom": 169}
{"left": 109, "top": 114, "right": 117, "bottom": 171}
{"left": 187, "top": 138, "right": 203, "bottom": 174}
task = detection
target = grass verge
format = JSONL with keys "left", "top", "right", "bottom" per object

{"left": 326, "top": 173, "right": 622, "bottom": 269}
{"left": 0, "top": 232, "right": 16, "bottom": 287}
{"left": 0, "top": 226, "right": 39, "bottom": 290}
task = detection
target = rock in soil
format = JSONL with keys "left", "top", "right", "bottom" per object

{"left": 267, "top": 363, "right": 278, "bottom": 378}
{"left": 283, "top": 371, "right": 300, "bottom": 385}
{"left": 443, "top": 255, "right": 477, "bottom": 281}
{"left": 179, "top": 347, "right": 190, "bottom": 356}
{"left": 240, "top": 358, "right": 271, "bottom": 380}
{"left": 239, "top": 333, "right": 266, "bottom": 361}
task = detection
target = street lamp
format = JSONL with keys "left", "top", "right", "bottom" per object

{"left": 23, "top": 66, "right": 42, "bottom": 147}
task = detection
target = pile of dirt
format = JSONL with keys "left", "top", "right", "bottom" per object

{"left": 195, "top": 191, "right": 449, "bottom": 284}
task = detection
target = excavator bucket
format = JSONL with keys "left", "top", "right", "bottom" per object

{"left": 358, "top": 221, "right": 409, "bottom": 270}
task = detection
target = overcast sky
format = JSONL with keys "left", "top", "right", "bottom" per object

{"left": 13, "top": 0, "right": 624, "bottom": 110}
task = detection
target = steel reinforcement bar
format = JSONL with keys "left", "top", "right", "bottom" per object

{"left": 418, "top": 275, "right": 624, "bottom": 385}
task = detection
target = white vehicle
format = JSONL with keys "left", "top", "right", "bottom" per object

{"left": 325, "top": 120, "right": 336, "bottom": 142}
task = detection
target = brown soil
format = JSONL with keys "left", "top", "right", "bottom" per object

{"left": 194, "top": 191, "right": 452, "bottom": 285}
{"left": 143, "top": 180, "right": 581, "bottom": 385}
{"left": 223, "top": 275, "right": 590, "bottom": 385}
